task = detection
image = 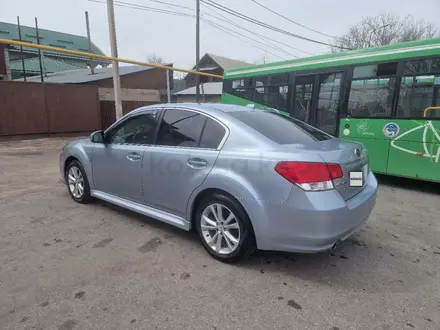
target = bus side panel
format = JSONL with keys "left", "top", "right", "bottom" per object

{"left": 386, "top": 120, "right": 440, "bottom": 182}
{"left": 349, "top": 137, "right": 390, "bottom": 174}
{"left": 339, "top": 118, "right": 391, "bottom": 174}
{"left": 340, "top": 118, "right": 440, "bottom": 182}
{"left": 221, "top": 93, "right": 251, "bottom": 106}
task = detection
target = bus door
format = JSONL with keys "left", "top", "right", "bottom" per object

{"left": 314, "top": 72, "right": 343, "bottom": 136}
{"left": 292, "top": 75, "right": 314, "bottom": 124}
{"left": 292, "top": 72, "right": 343, "bottom": 136}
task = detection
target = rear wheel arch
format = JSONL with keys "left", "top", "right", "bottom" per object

{"left": 190, "top": 188, "right": 254, "bottom": 235}
{"left": 191, "top": 188, "right": 257, "bottom": 262}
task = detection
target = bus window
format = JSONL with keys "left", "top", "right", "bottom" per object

{"left": 404, "top": 58, "right": 440, "bottom": 75}
{"left": 252, "top": 75, "right": 289, "bottom": 111}
{"left": 254, "top": 85, "right": 289, "bottom": 111}
{"left": 268, "top": 74, "right": 289, "bottom": 85}
{"left": 397, "top": 57, "right": 440, "bottom": 119}
{"left": 231, "top": 78, "right": 254, "bottom": 100}
{"left": 232, "top": 78, "right": 252, "bottom": 89}
{"left": 353, "top": 62, "right": 398, "bottom": 78}
{"left": 397, "top": 75, "right": 440, "bottom": 118}
{"left": 265, "top": 85, "right": 289, "bottom": 111}
{"left": 347, "top": 77, "right": 396, "bottom": 117}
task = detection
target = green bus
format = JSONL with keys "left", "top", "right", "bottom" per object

{"left": 221, "top": 38, "right": 440, "bottom": 183}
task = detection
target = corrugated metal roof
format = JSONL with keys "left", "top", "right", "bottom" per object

{"left": 0, "top": 21, "right": 106, "bottom": 57}
{"left": 15, "top": 65, "right": 166, "bottom": 84}
{"left": 10, "top": 56, "right": 86, "bottom": 73}
{"left": 175, "top": 82, "right": 223, "bottom": 95}
{"left": 206, "top": 53, "right": 251, "bottom": 70}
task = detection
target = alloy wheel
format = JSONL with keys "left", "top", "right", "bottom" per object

{"left": 67, "top": 166, "right": 84, "bottom": 199}
{"left": 200, "top": 203, "right": 241, "bottom": 255}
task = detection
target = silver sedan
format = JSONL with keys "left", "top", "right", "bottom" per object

{"left": 59, "top": 103, "right": 377, "bottom": 262}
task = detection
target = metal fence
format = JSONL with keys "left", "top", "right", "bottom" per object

{"left": 0, "top": 81, "right": 161, "bottom": 136}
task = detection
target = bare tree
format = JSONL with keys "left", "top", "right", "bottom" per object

{"left": 331, "top": 13, "right": 438, "bottom": 52}
{"left": 146, "top": 53, "right": 164, "bottom": 64}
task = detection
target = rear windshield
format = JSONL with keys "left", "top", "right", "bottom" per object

{"left": 230, "top": 111, "right": 332, "bottom": 144}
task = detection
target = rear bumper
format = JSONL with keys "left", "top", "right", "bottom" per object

{"left": 255, "top": 172, "right": 378, "bottom": 253}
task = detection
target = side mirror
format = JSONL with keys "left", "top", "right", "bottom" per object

{"left": 90, "top": 130, "right": 104, "bottom": 143}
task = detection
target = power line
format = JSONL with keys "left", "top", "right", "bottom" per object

{"left": 141, "top": 0, "right": 193, "bottom": 11}
{"left": 250, "top": 0, "right": 335, "bottom": 39}
{"left": 200, "top": 0, "right": 351, "bottom": 50}
{"left": 89, "top": 0, "right": 289, "bottom": 60}
{"left": 145, "top": 0, "right": 308, "bottom": 56}
{"left": 202, "top": 19, "right": 286, "bottom": 60}
{"left": 89, "top": 0, "right": 192, "bottom": 17}
{"left": 91, "top": 0, "right": 309, "bottom": 57}
{"left": 201, "top": 17, "right": 296, "bottom": 58}
{"left": 200, "top": 3, "right": 311, "bottom": 57}
{"left": 157, "top": 1, "right": 290, "bottom": 59}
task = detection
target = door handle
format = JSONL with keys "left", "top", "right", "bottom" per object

{"left": 187, "top": 158, "right": 207, "bottom": 168}
{"left": 126, "top": 153, "right": 141, "bottom": 161}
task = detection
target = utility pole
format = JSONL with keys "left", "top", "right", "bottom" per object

{"left": 106, "top": 0, "right": 123, "bottom": 120}
{"left": 16, "top": 16, "right": 26, "bottom": 81}
{"left": 166, "top": 69, "right": 171, "bottom": 103}
{"left": 34, "top": 17, "right": 44, "bottom": 83}
{"left": 85, "top": 11, "right": 94, "bottom": 75}
{"left": 195, "top": 0, "right": 200, "bottom": 103}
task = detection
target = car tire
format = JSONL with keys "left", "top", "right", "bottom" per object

{"left": 195, "top": 193, "right": 256, "bottom": 263}
{"left": 65, "top": 160, "right": 92, "bottom": 204}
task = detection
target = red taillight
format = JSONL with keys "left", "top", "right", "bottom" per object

{"left": 274, "top": 161, "right": 343, "bottom": 191}
{"left": 327, "top": 163, "right": 343, "bottom": 180}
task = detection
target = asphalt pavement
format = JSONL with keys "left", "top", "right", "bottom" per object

{"left": 0, "top": 137, "right": 439, "bottom": 330}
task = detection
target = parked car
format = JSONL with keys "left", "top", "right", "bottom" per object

{"left": 59, "top": 103, "right": 377, "bottom": 262}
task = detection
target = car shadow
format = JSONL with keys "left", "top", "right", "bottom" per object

{"left": 93, "top": 199, "right": 200, "bottom": 245}
{"left": 375, "top": 173, "right": 440, "bottom": 195}
{"left": 232, "top": 229, "right": 421, "bottom": 292}
{"left": 91, "top": 197, "right": 419, "bottom": 292}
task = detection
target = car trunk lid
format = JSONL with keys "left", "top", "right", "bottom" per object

{"left": 284, "top": 139, "right": 369, "bottom": 200}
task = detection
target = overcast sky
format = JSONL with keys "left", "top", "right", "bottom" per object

{"left": 0, "top": 0, "right": 439, "bottom": 70}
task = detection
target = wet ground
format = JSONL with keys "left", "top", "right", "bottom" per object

{"left": 0, "top": 137, "right": 439, "bottom": 330}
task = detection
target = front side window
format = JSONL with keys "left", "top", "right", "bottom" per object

{"left": 107, "top": 113, "right": 158, "bottom": 145}
{"left": 348, "top": 77, "right": 396, "bottom": 117}
{"left": 156, "top": 109, "right": 207, "bottom": 147}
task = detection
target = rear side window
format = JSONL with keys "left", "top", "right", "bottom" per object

{"left": 199, "top": 118, "right": 226, "bottom": 149}
{"left": 156, "top": 109, "right": 207, "bottom": 147}
{"left": 230, "top": 111, "right": 332, "bottom": 144}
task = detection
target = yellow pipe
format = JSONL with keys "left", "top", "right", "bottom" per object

{"left": 423, "top": 106, "right": 440, "bottom": 118}
{"left": 0, "top": 38, "right": 223, "bottom": 79}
